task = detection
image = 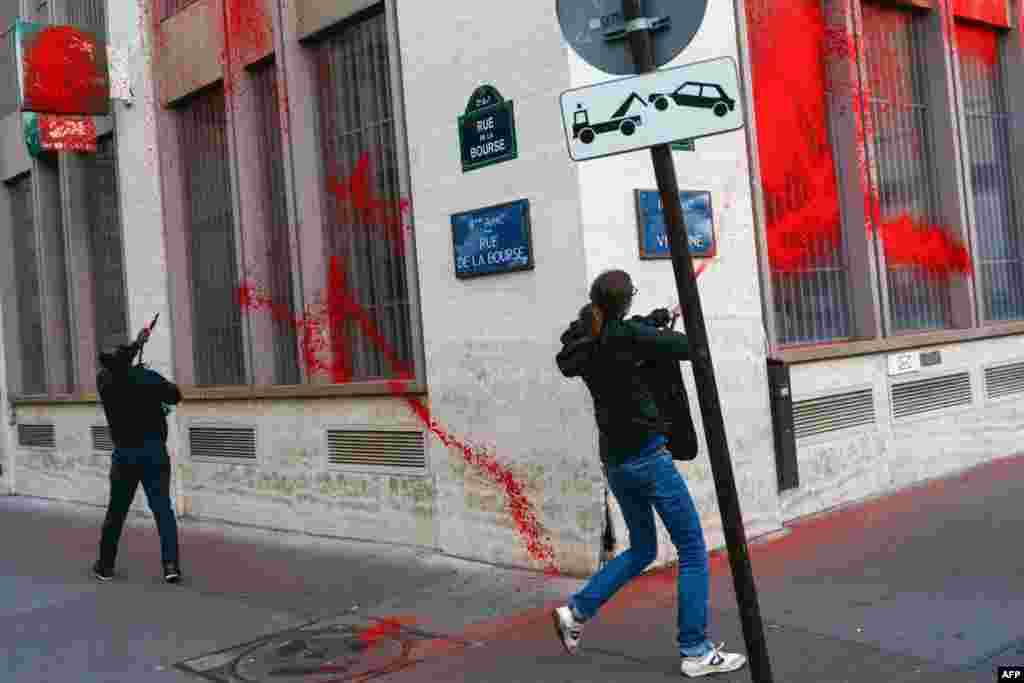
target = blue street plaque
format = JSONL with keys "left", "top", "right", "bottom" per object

{"left": 452, "top": 199, "right": 533, "bottom": 279}
{"left": 635, "top": 189, "right": 716, "bottom": 259}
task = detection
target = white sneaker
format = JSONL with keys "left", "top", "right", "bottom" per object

{"left": 680, "top": 642, "right": 747, "bottom": 677}
{"left": 552, "top": 606, "right": 584, "bottom": 655}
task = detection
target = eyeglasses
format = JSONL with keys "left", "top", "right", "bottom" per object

{"left": 630, "top": 286, "right": 638, "bottom": 297}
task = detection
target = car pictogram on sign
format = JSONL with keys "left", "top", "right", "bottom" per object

{"left": 648, "top": 81, "right": 736, "bottom": 117}
{"left": 572, "top": 92, "right": 647, "bottom": 145}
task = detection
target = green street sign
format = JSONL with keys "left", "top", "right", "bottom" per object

{"left": 23, "top": 112, "right": 43, "bottom": 157}
{"left": 671, "top": 139, "right": 695, "bottom": 152}
{"left": 458, "top": 85, "right": 518, "bottom": 172}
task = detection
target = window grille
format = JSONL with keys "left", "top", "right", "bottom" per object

{"left": 890, "top": 371, "right": 972, "bottom": 420}
{"left": 37, "top": 156, "right": 74, "bottom": 394}
{"left": 0, "top": 21, "right": 18, "bottom": 118}
{"left": 985, "top": 360, "right": 1024, "bottom": 400}
{"left": 189, "top": 426, "right": 257, "bottom": 460}
{"left": 314, "top": 9, "right": 415, "bottom": 381}
{"left": 83, "top": 135, "right": 129, "bottom": 356}
{"left": 956, "top": 23, "right": 1024, "bottom": 322}
{"left": 65, "top": 0, "right": 107, "bottom": 40}
{"left": 250, "top": 60, "right": 301, "bottom": 385}
{"left": 769, "top": 89, "right": 854, "bottom": 344}
{"left": 91, "top": 425, "right": 114, "bottom": 452}
{"left": 793, "top": 388, "right": 875, "bottom": 440}
{"left": 861, "top": 3, "right": 953, "bottom": 333}
{"left": 8, "top": 175, "right": 46, "bottom": 395}
{"left": 176, "top": 86, "right": 245, "bottom": 386}
{"left": 326, "top": 428, "right": 427, "bottom": 473}
{"left": 18, "top": 423, "right": 55, "bottom": 448}
{"left": 746, "top": 0, "right": 853, "bottom": 345}
{"left": 158, "top": 0, "right": 198, "bottom": 21}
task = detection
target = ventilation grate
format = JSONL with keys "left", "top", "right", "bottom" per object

{"left": 189, "top": 426, "right": 257, "bottom": 460}
{"left": 327, "top": 429, "right": 426, "bottom": 470}
{"left": 18, "top": 423, "right": 55, "bottom": 449}
{"left": 891, "top": 372, "right": 972, "bottom": 420}
{"left": 985, "top": 361, "right": 1024, "bottom": 401}
{"left": 793, "top": 389, "right": 875, "bottom": 440}
{"left": 91, "top": 426, "right": 114, "bottom": 452}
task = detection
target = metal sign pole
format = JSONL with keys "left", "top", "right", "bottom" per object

{"left": 620, "top": 1, "right": 774, "bottom": 681}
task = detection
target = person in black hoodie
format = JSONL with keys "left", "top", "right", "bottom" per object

{"left": 93, "top": 325, "right": 183, "bottom": 584}
{"left": 552, "top": 269, "right": 746, "bottom": 678}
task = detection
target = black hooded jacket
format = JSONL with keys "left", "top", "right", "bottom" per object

{"left": 556, "top": 314, "right": 690, "bottom": 468}
{"left": 98, "top": 364, "right": 182, "bottom": 454}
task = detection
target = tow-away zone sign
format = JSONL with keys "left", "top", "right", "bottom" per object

{"left": 560, "top": 56, "right": 745, "bottom": 162}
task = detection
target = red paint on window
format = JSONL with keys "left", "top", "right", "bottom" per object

{"left": 953, "top": 0, "right": 1010, "bottom": 26}
{"left": 23, "top": 26, "right": 108, "bottom": 116}
{"left": 954, "top": 21, "right": 1000, "bottom": 66}
{"left": 878, "top": 213, "right": 973, "bottom": 277}
{"left": 746, "top": 0, "right": 846, "bottom": 272}
{"left": 748, "top": 0, "right": 973, "bottom": 280}
{"left": 326, "top": 151, "right": 414, "bottom": 255}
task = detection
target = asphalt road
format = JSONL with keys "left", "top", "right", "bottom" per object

{"left": 3, "top": 453, "right": 1023, "bottom": 682}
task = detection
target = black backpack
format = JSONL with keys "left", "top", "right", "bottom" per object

{"left": 636, "top": 356, "right": 699, "bottom": 461}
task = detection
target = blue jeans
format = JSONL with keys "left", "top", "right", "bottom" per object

{"left": 98, "top": 459, "right": 179, "bottom": 568}
{"left": 569, "top": 448, "right": 713, "bottom": 658}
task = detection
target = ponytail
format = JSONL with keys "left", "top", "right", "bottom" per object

{"left": 590, "top": 305, "right": 605, "bottom": 338}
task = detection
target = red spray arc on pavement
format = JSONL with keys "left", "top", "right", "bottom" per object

{"left": 747, "top": 0, "right": 973, "bottom": 279}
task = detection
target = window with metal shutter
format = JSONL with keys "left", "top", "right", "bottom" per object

{"left": 313, "top": 9, "right": 415, "bottom": 381}
{"left": 176, "top": 86, "right": 246, "bottom": 386}
{"left": 250, "top": 59, "right": 301, "bottom": 385}
{"left": 83, "top": 135, "right": 129, "bottom": 356}
{"left": 955, "top": 22, "right": 1024, "bottom": 323}
{"left": 0, "top": 3, "right": 20, "bottom": 118}
{"left": 7, "top": 174, "right": 46, "bottom": 395}
{"left": 158, "top": 0, "right": 199, "bottom": 21}
{"left": 861, "top": 3, "right": 953, "bottom": 333}
{"left": 746, "top": 0, "right": 854, "bottom": 346}
{"left": 65, "top": 0, "right": 107, "bottom": 40}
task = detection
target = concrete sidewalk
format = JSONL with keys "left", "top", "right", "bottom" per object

{"left": 3, "top": 453, "right": 1023, "bottom": 682}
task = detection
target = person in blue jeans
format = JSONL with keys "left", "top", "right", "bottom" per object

{"left": 93, "top": 326, "right": 183, "bottom": 584}
{"left": 553, "top": 270, "right": 746, "bottom": 678}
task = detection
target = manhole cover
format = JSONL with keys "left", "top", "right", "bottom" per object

{"left": 177, "top": 619, "right": 479, "bottom": 682}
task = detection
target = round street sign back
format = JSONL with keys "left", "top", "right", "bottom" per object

{"left": 557, "top": 0, "right": 708, "bottom": 75}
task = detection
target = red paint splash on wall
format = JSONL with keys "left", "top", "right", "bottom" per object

{"left": 953, "top": 0, "right": 1010, "bottom": 26}
{"left": 38, "top": 115, "right": 98, "bottom": 152}
{"left": 221, "top": 0, "right": 273, "bottom": 97}
{"left": 746, "top": 0, "right": 845, "bottom": 272}
{"left": 954, "top": 20, "right": 1000, "bottom": 66}
{"left": 879, "top": 214, "right": 973, "bottom": 276}
{"left": 748, "top": 0, "right": 974, "bottom": 279}
{"left": 239, "top": 254, "right": 559, "bottom": 575}
{"left": 326, "top": 151, "right": 414, "bottom": 256}
{"left": 23, "top": 26, "right": 108, "bottom": 115}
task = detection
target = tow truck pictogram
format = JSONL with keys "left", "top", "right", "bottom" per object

{"left": 572, "top": 92, "right": 647, "bottom": 145}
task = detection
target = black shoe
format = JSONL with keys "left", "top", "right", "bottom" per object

{"left": 93, "top": 562, "right": 114, "bottom": 582}
{"left": 163, "top": 562, "right": 181, "bottom": 584}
